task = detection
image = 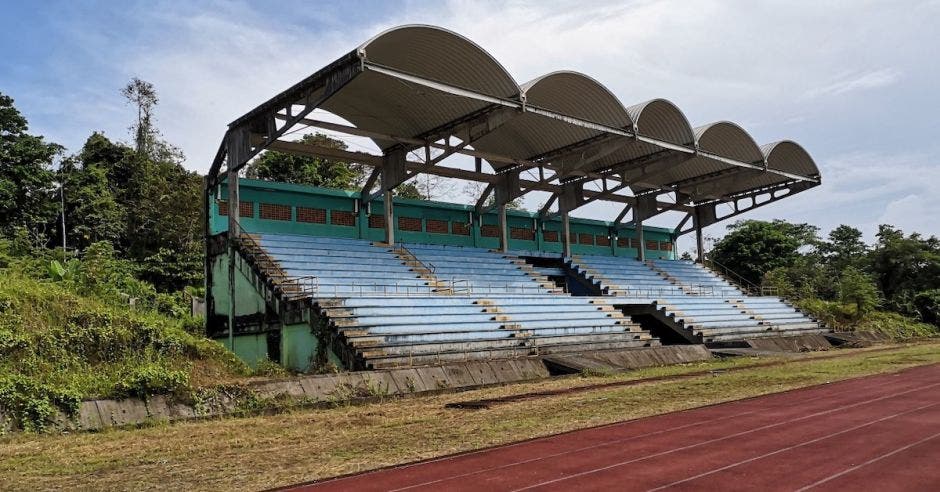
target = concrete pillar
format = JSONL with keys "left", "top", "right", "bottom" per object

{"left": 498, "top": 203, "right": 508, "bottom": 252}
{"left": 561, "top": 211, "right": 572, "bottom": 258}
{"left": 636, "top": 220, "right": 645, "bottom": 261}
{"left": 384, "top": 190, "right": 395, "bottom": 245}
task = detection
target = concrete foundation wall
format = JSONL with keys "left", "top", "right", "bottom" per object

{"left": 50, "top": 346, "right": 713, "bottom": 433}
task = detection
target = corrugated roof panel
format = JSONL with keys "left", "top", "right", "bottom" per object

{"left": 359, "top": 24, "right": 520, "bottom": 98}
{"left": 762, "top": 141, "right": 820, "bottom": 177}
{"left": 471, "top": 112, "right": 603, "bottom": 163}
{"left": 321, "top": 71, "right": 495, "bottom": 150}
{"left": 264, "top": 24, "right": 820, "bottom": 204}
{"left": 521, "top": 71, "right": 633, "bottom": 128}
{"left": 694, "top": 121, "right": 764, "bottom": 163}
{"left": 626, "top": 99, "right": 695, "bottom": 146}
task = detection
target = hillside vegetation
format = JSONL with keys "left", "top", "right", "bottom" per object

{"left": 0, "top": 242, "right": 248, "bottom": 431}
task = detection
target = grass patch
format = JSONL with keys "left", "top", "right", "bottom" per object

{"left": 0, "top": 272, "right": 249, "bottom": 431}
{"left": 0, "top": 342, "right": 937, "bottom": 490}
{"left": 797, "top": 298, "right": 939, "bottom": 339}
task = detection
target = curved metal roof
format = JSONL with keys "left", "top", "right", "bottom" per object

{"left": 223, "top": 24, "right": 821, "bottom": 216}
{"left": 695, "top": 121, "right": 764, "bottom": 163}
{"left": 521, "top": 71, "right": 633, "bottom": 128}
{"left": 358, "top": 24, "right": 519, "bottom": 98}
{"left": 627, "top": 99, "right": 696, "bottom": 146}
{"left": 762, "top": 140, "right": 820, "bottom": 177}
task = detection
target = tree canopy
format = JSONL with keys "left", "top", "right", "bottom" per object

{"left": 708, "top": 219, "right": 819, "bottom": 284}
{"left": 714, "top": 219, "right": 940, "bottom": 327}
{"left": 0, "top": 92, "right": 62, "bottom": 239}
{"left": 245, "top": 133, "right": 363, "bottom": 189}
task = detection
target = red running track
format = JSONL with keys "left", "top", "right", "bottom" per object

{"left": 285, "top": 363, "right": 940, "bottom": 492}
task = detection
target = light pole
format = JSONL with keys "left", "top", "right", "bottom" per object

{"left": 52, "top": 181, "right": 68, "bottom": 261}
{"left": 59, "top": 181, "right": 66, "bottom": 255}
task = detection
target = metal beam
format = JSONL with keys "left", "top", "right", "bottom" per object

{"left": 284, "top": 116, "right": 544, "bottom": 174}
{"left": 209, "top": 56, "right": 361, "bottom": 185}
{"left": 360, "top": 167, "right": 381, "bottom": 201}
{"left": 363, "top": 61, "right": 818, "bottom": 184}
{"left": 677, "top": 181, "right": 818, "bottom": 236}
{"left": 474, "top": 184, "right": 494, "bottom": 213}
{"left": 265, "top": 139, "right": 693, "bottom": 212}
{"left": 674, "top": 212, "right": 693, "bottom": 234}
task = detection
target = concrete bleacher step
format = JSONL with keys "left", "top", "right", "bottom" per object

{"left": 364, "top": 338, "right": 660, "bottom": 369}
{"left": 247, "top": 235, "right": 671, "bottom": 366}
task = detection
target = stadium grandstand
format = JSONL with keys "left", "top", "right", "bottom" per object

{"left": 204, "top": 25, "right": 827, "bottom": 371}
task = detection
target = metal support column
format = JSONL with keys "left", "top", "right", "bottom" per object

{"left": 498, "top": 203, "right": 508, "bottom": 252}
{"left": 637, "top": 219, "right": 645, "bottom": 261}
{"left": 384, "top": 190, "right": 394, "bottom": 245}
{"left": 695, "top": 208, "right": 705, "bottom": 263}
{"left": 561, "top": 212, "right": 572, "bottom": 258}
{"left": 226, "top": 165, "right": 240, "bottom": 353}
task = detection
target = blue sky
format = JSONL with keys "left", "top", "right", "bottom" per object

{"left": 3, "top": 0, "right": 939, "bottom": 253}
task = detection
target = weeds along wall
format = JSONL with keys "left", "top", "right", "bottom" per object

{"left": 208, "top": 179, "right": 677, "bottom": 257}
{"left": 205, "top": 179, "right": 677, "bottom": 371}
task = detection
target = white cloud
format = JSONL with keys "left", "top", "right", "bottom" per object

{"left": 8, "top": 0, "right": 940, "bottom": 244}
{"left": 805, "top": 68, "right": 902, "bottom": 98}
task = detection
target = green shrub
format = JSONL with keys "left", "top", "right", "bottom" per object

{"left": 114, "top": 364, "right": 190, "bottom": 398}
{"left": 252, "top": 358, "right": 289, "bottom": 378}
{"left": 914, "top": 289, "right": 940, "bottom": 326}
{"left": 0, "top": 272, "right": 248, "bottom": 431}
{"left": 0, "top": 375, "right": 80, "bottom": 433}
{"left": 857, "top": 311, "right": 939, "bottom": 340}
{"left": 796, "top": 298, "right": 938, "bottom": 340}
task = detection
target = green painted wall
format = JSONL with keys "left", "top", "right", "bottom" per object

{"left": 281, "top": 323, "right": 317, "bottom": 372}
{"left": 208, "top": 179, "right": 678, "bottom": 372}
{"left": 215, "top": 334, "right": 268, "bottom": 368}
{"left": 281, "top": 323, "right": 345, "bottom": 372}
{"left": 210, "top": 178, "right": 677, "bottom": 258}
{"left": 209, "top": 255, "right": 267, "bottom": 318}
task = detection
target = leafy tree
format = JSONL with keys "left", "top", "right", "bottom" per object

{"left": 764, "top": 254, "right": 830, "bottom": 300}
{"left": 122, "top": 78, "right": 158, "bottom": 157}
{"left": 821, "top": 225, "right": 868, "bottom": 272}
{"left": 913, "top": 290, "right": 940, "bottom": 326}
{"left": 395, "top": 182, "right": 424, "bottom": 199}
{"left": 60, "top": 160, "right": 125, "bottom": 248}
{"left": 59, "top": 129, "right": 202, "bottom": 291}
{"left": 869, "top": 225, "right": 940, "bottom": 313}
{"left": 0, "top": 92, "right": 62, "bottom": 238}
{"left": 461, "top": 181, "right": 525, "bottom": 210}
{"left": 838, "top": 266, "right": 880, "bottom": 318}
{"left": 122, "top": 78, "right": 184, "bottom": 163}
{"left": 708, "top": 220, "right": 819, "bottom": 285}
{"left": 245, "top": 133, "right": 363, "bottom": 189}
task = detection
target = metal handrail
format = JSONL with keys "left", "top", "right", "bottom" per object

{"left": 282, "top": 275, "right": 320, "bottom": 299}
{"left": 701, "top": 256, "right": 761, "bottom": 296}
{"left": 229, "top": 224, "right": 295, "bottom": 286}
{"left": 395, "top": 243, "right": 436, "bottom": 274}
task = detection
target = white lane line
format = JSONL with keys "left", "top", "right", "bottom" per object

{"left": 647, "top": 401, "right": 940, "bottom": 491}
{"left": 388, "top": 370, "right": 905, "bottom": 491}
{"left": 511, "top": 381, "right": 940, "bottom": 491}
{"left": 795, "top": 430, "right": 940, "bottom": 491}
{"left": 307, "top": 366, "right": 927, "bottom": 489}
{"left": 389, "top": 409, "right": 758, "bottom": 492}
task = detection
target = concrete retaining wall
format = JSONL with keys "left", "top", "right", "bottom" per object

{"left": 746, "top": 334, "right": 832, "bottom": 352}
{"left": 58, "top": 358, "right": 550, "bottom": 432}
{"left": 47, "top": 346, "right": 713, "bottom": 433}
{"left": 542, "top": 345, "right": 712, "bottom": 373}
